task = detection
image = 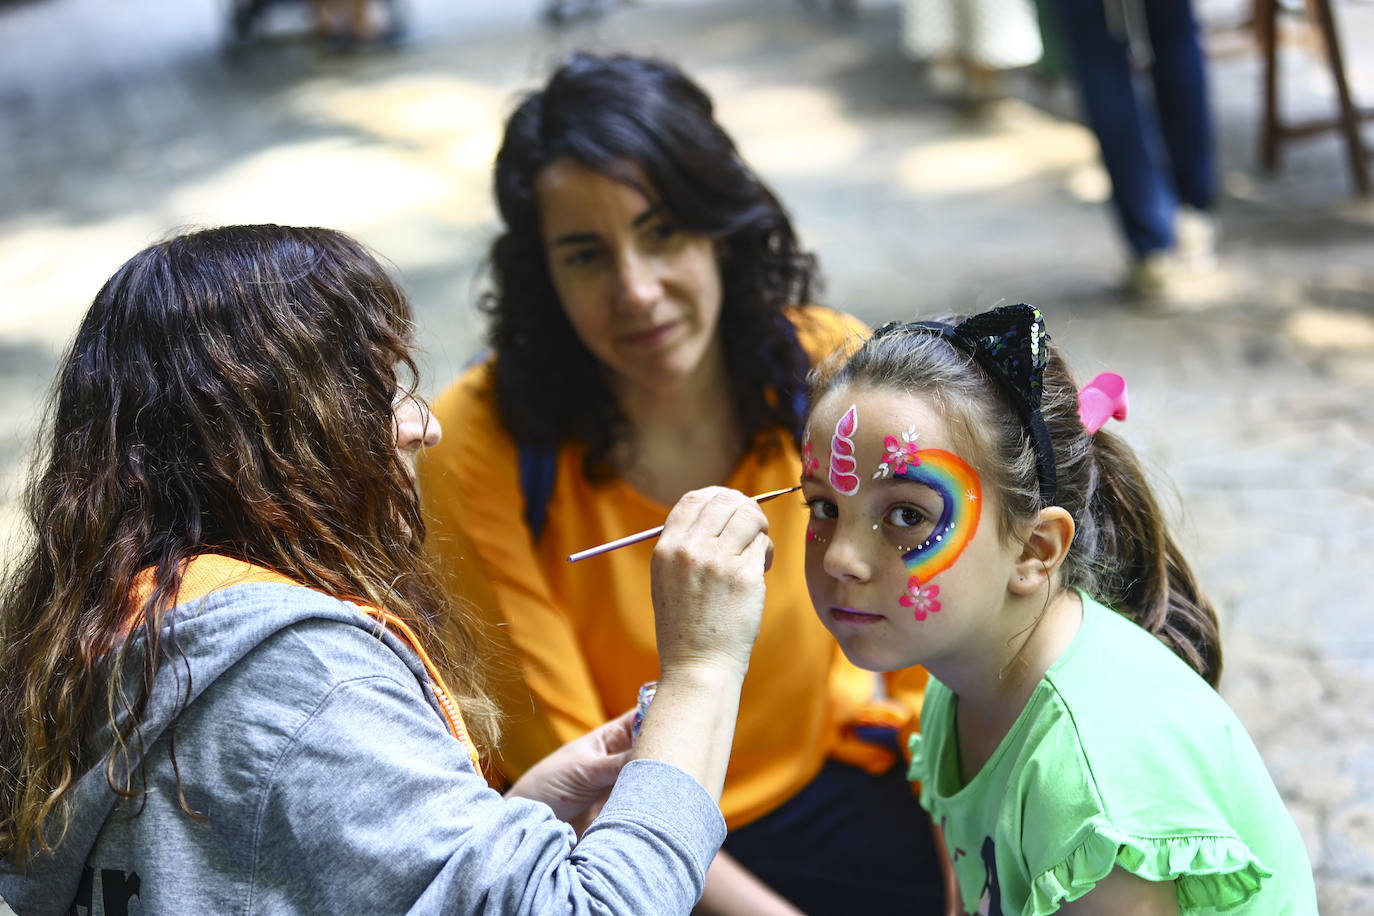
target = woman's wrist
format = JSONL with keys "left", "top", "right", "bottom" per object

{"left": 655, "top": 656, "right": 750, "bottom": 694}
{"left": 631, "top": 662, "right": 748, "bottom": 800}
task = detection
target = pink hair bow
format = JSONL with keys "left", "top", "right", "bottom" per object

{"left": 1078, "top": 372, "right": 1128, "bottom": 435}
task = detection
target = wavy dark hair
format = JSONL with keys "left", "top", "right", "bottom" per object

{"left": 0, "top": 225, "right": 499, "bottom": 865}
{"left": 484, "top": 51, "right": 821, "bottom": 478}
{"left": 812, "top": 316, "right": 1222, "bottom": 686}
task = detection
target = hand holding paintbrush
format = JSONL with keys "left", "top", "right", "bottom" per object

{"left": 632, "top": 485, "right": 774, "bottom": 799}
{"left": 567, "top": 485, "right": 800, "bottom": 563}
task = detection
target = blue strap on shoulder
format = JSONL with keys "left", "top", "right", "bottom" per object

{"left": 518, "top": 444, "right": 558, "bottom": 542}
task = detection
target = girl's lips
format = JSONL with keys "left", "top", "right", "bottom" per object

{"left": 620, "top": 322, "right": 677, "bottom": 349}
{"left": 829, "top": 606, "right": 884, "bottom": 625}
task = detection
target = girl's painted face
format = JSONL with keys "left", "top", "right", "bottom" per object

{"left": 801, "top": 385, "right": 1020, "bottom": 673}
{"left": 535, "top": 157, "right": 725, "bottom": 397}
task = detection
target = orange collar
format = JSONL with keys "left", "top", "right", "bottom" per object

{"left": 131, "top": 554, "right": 481, "bottom": 772}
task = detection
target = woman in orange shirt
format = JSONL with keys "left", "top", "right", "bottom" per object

{"left": 418, "top": 52, "right": 947, "bottom": 915}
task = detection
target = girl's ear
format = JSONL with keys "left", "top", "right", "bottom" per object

{"left": 1009, "top": 507, "right": 1075, "bottom": 596}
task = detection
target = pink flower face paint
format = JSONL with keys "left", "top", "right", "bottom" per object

{"left": 828, "top": 405, "right": 860, "bottom": 495}
{"left": 896, "top": 449, "right": 981, "bottom": 603}
{"left": 801, "top": 430, "right": 819, "bottom": 479}
{"left": 900, "top": 577, "right": 941, "bottom": 620}
{"left": 874, "top": 424, "right": 920, "bottom": 479}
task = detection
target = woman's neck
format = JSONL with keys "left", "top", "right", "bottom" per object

{"left": 949, "top": 588, "right": 1083, "bottom": 784}
{"left": 611, "top": 342, "right": 744, "bottom": 505}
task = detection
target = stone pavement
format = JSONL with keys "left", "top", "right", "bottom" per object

{"left": 1, "top": 0, "right": 1372, "bottom": 910}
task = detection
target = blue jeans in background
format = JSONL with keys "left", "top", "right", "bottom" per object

{"left": 1054, "top": 0, "right": 1218, "bottom": 257}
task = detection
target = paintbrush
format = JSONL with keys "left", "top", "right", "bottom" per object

{"left": 567, "top": 484, "right": 802, "bottom": 563}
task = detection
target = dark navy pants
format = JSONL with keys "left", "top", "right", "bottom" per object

{"left": 1055, "top": 0, "right": 1218, "bottom": 256}
{"left": 722, "top": 758, "right": 946, "bottom": 915}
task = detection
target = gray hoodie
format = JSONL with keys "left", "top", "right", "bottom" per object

{"left": 0, "top": 582, "right": 724, "bottom": 915}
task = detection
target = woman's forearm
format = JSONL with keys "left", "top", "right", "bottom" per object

{"left": 631, "top": 661, "right": 746, "bottom": 800}
{"left": 693, "top": 849, "right": 804, "bottom": 916}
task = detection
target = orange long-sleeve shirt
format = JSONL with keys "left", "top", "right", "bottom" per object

{"left": 417, "top": 305, "right": 926, "bottom": 829}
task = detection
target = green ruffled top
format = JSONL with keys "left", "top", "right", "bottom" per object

{"left": 908, "top": 593, "right": 1317, "bottom": 915}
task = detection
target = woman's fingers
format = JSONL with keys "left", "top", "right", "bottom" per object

{"left": 745, "top": 529, "right": 774, "bottom": 574}
{"left": 715, "top": 498, "right": 770, "bottom": 555}
{"left": 651, "top": 487, "right": 773, "bottom": 675}
{"left": 660, "top": 486, "right": 769, "bottom": 556}
{"left": 597, "top": 707, "right": 638, "bottom": 755}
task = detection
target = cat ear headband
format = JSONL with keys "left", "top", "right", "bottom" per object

{"left": 874, "top": 303, "right": 1056, "bottom": 506}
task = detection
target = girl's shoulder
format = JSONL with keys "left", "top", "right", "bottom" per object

{"left": 428, "top": 359, "right": 505, "bottom": 439}
{"left": 1045, "top": 594, "right": 1242, "bottom": 756}
{"left": 420, "top": 360, "right": 525, "bottom": 487}
{"left": 1023, "top": 595, "right": 1315, "bottom": 914}
{"left": 784, "top": 305, "right": 869, "bottom": 364}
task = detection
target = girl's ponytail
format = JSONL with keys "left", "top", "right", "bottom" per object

{"left": 1072, "top": 425, "right": 1222, "bottom": 686}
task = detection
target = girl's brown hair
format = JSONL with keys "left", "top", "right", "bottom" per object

{"left": 812, "top": 315, "right": 1222, "bottom": 686}
{"left": 0, "top": 225, "right": 499, "bottom": 864}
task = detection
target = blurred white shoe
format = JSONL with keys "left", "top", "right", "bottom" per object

{"left": 1128, "top": 251, "right": 1175, "bottom": 300}
{"left": 1175, "top": 207, "right": 1218, "bottom": 271}
{"left": 1126, "top": 247, "right": 1234, "bottom": 309}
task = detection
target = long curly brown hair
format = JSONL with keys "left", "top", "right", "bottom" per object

{"left": 0, "top": 225, "right": 499, "bottom": 865}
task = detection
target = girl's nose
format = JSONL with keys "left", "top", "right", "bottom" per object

{"left": 821, "top": 529, "right": 872, "bottom": 583}
{"left": 394, "top": 394, "right": 442, "bottom": 454}
{"left": 614, "top": 251, "right": 661, "bottom": 313}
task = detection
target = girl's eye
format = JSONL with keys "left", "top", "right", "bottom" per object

{"left": 806, "top": 498, "right": 838, "bottom": 521}
{"left": 563, "top": 246, "right": 603, "bottom": 267}
{"left": 885, "top": 505, "right": 929, "bottom": 529}
{"left": 644, "top": 222, "right": 678, "bottom": 245}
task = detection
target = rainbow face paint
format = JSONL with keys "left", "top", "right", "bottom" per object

{"left": 828, "top": 405, "right": 860, "bottom": 495}
{"left": 896, "top": 449, "right": 982, "bottom": 589}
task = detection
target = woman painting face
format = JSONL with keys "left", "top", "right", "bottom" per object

{"left": 535, "top": 157, "right": 725, "bottom": 396}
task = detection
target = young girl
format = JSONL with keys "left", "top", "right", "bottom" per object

{"left": 798, "top": 304, "right": 1317, "bottom": 914}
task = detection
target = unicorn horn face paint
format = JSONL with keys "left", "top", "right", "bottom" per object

{"left": 828, "top": 404, "right": 861, "bottom": 495}
{"left": 801, "top": 386, "right": 1007, "bottom": 674}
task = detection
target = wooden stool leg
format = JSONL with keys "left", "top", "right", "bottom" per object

{"left": 1258, "top": 0, "right": 1281, "bottom": 173}
{"left": 1311, "top": 0, "right": 1371, "bottom": 195}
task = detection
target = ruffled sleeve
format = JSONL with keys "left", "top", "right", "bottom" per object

{"left": 907, "top": 732, "right": 927, "bottom": 783}
{"left": 1030, "top": 822, "right": 1272, "bottom": 915}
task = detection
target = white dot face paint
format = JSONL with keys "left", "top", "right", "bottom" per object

{"left": 828, "top": 404, "right": 860, "bottom": 495}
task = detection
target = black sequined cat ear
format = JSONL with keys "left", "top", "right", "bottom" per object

{"left": 949, "top": 304, "right": 1049, "bottom": 412}
{"left": 911, "top": 304, "right": 1057, "bottom": 505}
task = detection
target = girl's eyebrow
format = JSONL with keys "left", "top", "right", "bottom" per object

{"left": 548, "top": 204, "right": 667, "bottom": 248}
{"left": 549, "top": 231, "right": 600, "bottom": 248}
{"left": 630, "top": 203, "right": 667, "bottom": 228}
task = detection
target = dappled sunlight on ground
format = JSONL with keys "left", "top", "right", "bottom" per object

{"left": 717, "top": 83, "right": 868, "bottom": 176}
{"left": 894, "top": 102, "right": 1098, "bottom": 195}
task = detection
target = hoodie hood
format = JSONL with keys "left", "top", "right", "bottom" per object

{"left": 0, "top": 557, "right": 446, "bottom": 916}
